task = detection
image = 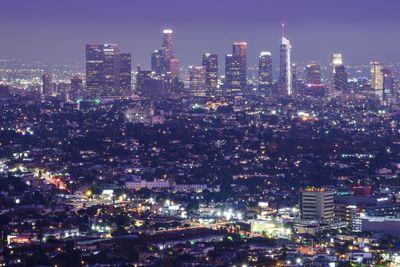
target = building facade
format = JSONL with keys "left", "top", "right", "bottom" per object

{"left": 300, "top": 188, "right": 334, "bottom": 222}
{"left": 279, "top": 37, "right": 292, "bottom": 96}
{"left": 202, "top": 53, "right": 219, "bottom": 97}
{"left": 225, "top": 54, "right": 242, "bottom": 97}
{"left": 334, "top": 65, "right": 348, "bottom": 92}
{"left": 189, "top": 65, "right": 206, "bottom": 97}
{"left": 41, "top": 73, "right": 53, "bottom": 98}
{"left": 232, "top": 42, "right": 247, "bottom": 93}
{"left": 258, "top": 51, "right": 273, "bottom": 94}
{"left": 370, "top": 62, "right": 383, "bottom": 100}
{"left": 119, "top": 53, "right": 132, "bottom": 96}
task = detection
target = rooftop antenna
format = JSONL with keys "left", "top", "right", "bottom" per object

{"left": 281, "top": 22, "right": 285, "bottom": 38}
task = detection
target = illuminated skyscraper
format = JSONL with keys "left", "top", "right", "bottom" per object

{"left": 334, "top": 65, "right": 348, "bottom": 92}
{"left": 202, "top": 53, "right": 219, "bottom": 97}
{"left": 291, "top": 63, "right": 302, "bottom": 94}
{"left": 169, "top": 58, "right": 180, "bottom": 78}
{"left": 370, "top": 62, "right": 383, "bottom": 100}
{"left": 86, "top": 44, "right": 123, "bottom": 97}
{"left": 119, "top": 53, "right": 132, "bottom": 95}
{"left": 279, "top": 36, "right": 292, "bottom": 95}
{"left": 42, "top": 73, "right": 53, "bottom": 97}
{"left": 189, "top": 65, "right": 206, "bottom": 97}
{"left": 102, "top": 44, "right": 120, "bottom": 96}
{"left": 147, "top": 30, "right": 182, "bottom": 98}
{"left": 162, "top": 29, "right": 174, "bottom": 59}
{"left": 329, "top": 53, "right": 343, "bottom": 92}
{"left": 225, "top": 54, "right": 242, "bottom": 96}
{"left": 258, "top": 51, "right": 273, "bottom": 93}
{"left": 304, "top": 63, "right": 326, "bottom": 98}
{"left": 151, "top": 49, "right": 167, "bottom": 75}
{"left": 159, "top": 29, "right": 179, "bottom": 78}
{"left": 330, "top": 53, "right": 343, "bottom": 75}
{"left": 232, "top": 42, "right": 247, "bottom": 92}
{"left": 86, "top": 44, "right": 104, "bottom": 96}
{"left": 306, "top": 64, "right": 322, "bottom": 86}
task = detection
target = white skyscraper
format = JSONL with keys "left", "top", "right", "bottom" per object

{"left": 330, "top": 53, "right": 343, "bottom": 75}
{"left": 279, "top": 36, "right": 292, "bottom": 95}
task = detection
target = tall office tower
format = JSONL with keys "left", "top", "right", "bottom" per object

{"left": 382, "top": 68, "right": 394, "bottom": 99}
{"left": 306, "top": 64, "right": 322, "bottom": 86}
{"left": 151, "top": 49, "right": 167, "bottom": 75}
{"left": 202, "top": 53, "right": 219, "bottom": 97}
{"left": 279, "top": 36, "right": 292, "bottom": 95}
{"left": 119, "top": 53, "right": 132, "bottom": 96}
{"left": 86, "top": 44, "right": 122, "bottom": 97}
{"left": 70, "top": 76, "right": 83, "bottom": 101}
{"left": 291, "top": 63, "right": 302, "bottom": 95}
{"left": 334, "top": 65, "right": 348, "bottom": 92}
{"left": 258, "top": 51, "right": 273, "bottom": 93}
{"left": 169, "top": 58, "right": 180, "bottom": 78}
{"left": 330, "top": 53, "right": 343, "bottom": 76}
{"left": 300, "top": 188, "right": 334, "bottom": 222}
{"left": 330, "top": 53, "right": 343, "bottom": 91}
{"left": 225, "top": 54, "right": 242, "bottom": 96}
{"left": 189, "top": 65, "right": 206, "bottom": 97}
{"left": 160, "top": 29, "right": 180, "bottom": 78}
{"left": 162, "top": 29, "right": 174, "bottom": 59}
{"left": 102, "top": 44, "right": 120, "bottom": 96}
{"left": 42, "top": 73, "right": 53, "bottom": 97}
{"left": 86, "top": 44, "right": 104, "bottom": 96}
{"left": 232, "top": 42, "right": 247, "bottom": 92}
{"left": 370, "top": 62, "right": 384, "bottom": 100}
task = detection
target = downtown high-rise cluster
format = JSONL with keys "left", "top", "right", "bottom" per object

{"left": 37, "top": 28, "right": 396, "bottom": 104}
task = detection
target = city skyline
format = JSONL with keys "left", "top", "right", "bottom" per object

{"left": 2, "top": 1, "right": 400, "bottom": 266}
{"left": 1, "top": 0, "right": 400, "bottom": 67}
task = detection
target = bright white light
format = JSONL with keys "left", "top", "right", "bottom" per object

{"left": 260, "top": 51, "right": 271, "bottom": 57}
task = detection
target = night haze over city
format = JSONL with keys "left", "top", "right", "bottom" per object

{"left": 1, "top": 0, "right": 400, "bottom": 66}
{"left": 1, "top": 0, "right": 400, "bottom": 267}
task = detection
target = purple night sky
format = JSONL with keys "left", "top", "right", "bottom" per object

{"left": 1, "top": 0, "right": 399, "bottom": 68}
